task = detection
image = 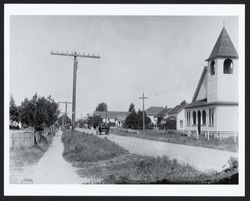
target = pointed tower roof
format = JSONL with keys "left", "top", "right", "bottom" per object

{"left": 206, "top": 27, "right": 238, "bottom": 61}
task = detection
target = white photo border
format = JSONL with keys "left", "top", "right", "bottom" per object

{"left": 4, "top": 4, "right": 245, "bottom": 196}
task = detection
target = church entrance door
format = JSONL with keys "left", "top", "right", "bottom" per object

{"left": 197, "top": 111, "right": 201, "bottom": 135}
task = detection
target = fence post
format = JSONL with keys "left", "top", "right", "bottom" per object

{"left": 208, "top": 131, "right": 210, "bottom": 141}
{"left": 196, "top": 131, "right": 199, "bottom": 140}
{"left": 219, "top": 131, "right": 221, "bottom": 142}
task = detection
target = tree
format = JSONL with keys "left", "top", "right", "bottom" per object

{"left": 9, "top": 95, "right": 19, "bottom": 122}
{"left": 124, "top": 110, "right": 151, "bottom": 129}
{"left": 19, "top": 96, "right": 36, "bottom": 127}
{"left": 87, "top": 115, "right": 103, "bottom": 129}
{"left": 46, "top": 95, "right": 60, "bottom": 127}
{"left": 96, "top": 102, "right": 107, "bottom": 112}
{"left": 124, "top": 110, "right": 138, "bottom": 129}
{"left": 137, "top": 110, "right": 151, "bottom": 129}
{"left": 57, "top": 114, "right": 71, "bottom": 126}
{"left": 76, "top": 118, "right": 87, "bottom": 128}
{"left": 19, "top": 93, "right": 60, "bottom": 130}
{"left": 128, "top": 103, "right": 135, "bottom": 112}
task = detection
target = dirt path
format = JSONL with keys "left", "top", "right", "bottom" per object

{"left": 76, "top": 128, "right": 238, "bottom": 172}
{"left": 11, "top": 130, "right": 86, "bottom": 184}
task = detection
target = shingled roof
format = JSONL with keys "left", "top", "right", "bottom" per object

{"left": 168, "top": 101, "right": 187, "bottom": 115}
{"left": 206, "top": 27, "right": 238, "bottom": 61}
{"left": 93, "top": 111, "right": 129, "bottom": 120}
{"left": 155, "top": 107, "right": 172, "bottom": 118}
{"left": 145, "top": 106, "right": 164, "bottom": 117}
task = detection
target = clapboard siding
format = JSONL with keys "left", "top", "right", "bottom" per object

{"left": 216, "top": 106, "right": 238, "bottom": 132}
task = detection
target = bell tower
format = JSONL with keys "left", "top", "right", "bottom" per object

{"left": 206, "top": 26, "right": 238, "bottom": 103}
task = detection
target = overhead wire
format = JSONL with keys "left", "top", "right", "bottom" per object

{"left": 76, "top": 17, "right": 231, "bottom": 108}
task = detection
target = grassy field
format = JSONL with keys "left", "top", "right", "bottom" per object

{"left": 111, "top": 128, "right": 238, "bottom": 152}
{"left": 62, "top": 130, "right": 238, "bottom": 184}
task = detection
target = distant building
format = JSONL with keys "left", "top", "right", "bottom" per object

{"left": 185, "top": 26, "right": 238, "bottom": 137}
{"left": 145, "top": 106, "right": 164, "bottom": 125}
{"left": 166, "top": 101, "right": 187, "bottom": 131}
{"left": 155, "top": 106, "right": 172, "bottom": 125}
{"left": 93, "top": 111, "right": 130, "bottom": 127}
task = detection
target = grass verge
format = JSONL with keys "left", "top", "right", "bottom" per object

{"left": 62, "top": 130, "right": 238, "bottom": 184}
{"left": 111, "top": 128, "right": 238, "bottom": 152}
{"left": 62, "top": 130, "right": 128, "bottom": 163}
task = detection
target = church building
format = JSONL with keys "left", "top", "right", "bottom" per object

{"left": 185, "top": 26, "right": 238, "bottom": 138}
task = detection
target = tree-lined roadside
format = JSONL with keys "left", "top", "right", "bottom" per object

{"left": 9, "top": 94, "right": 62, "bottom": 184}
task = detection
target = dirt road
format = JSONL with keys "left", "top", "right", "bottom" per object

{"left": 76, "top": 128, "right": 238, "bottom": 172}
{"left": 10, "top": 130, "right": 87, "bottom": 184}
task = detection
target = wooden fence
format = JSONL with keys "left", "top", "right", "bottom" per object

{"left": 184, "top": 129, "right": 238, "bottom": 143}
{"left": 10, "top": 130, "right": 34, "bottom": 148}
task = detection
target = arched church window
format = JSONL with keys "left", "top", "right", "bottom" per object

{"left": 202, "top": 110, "right": 206, "bottom": 125}
{"left": 223, "top": 59, "right": 233, "bottom": 74}
{"left": 210, "top": 60, "right": 215, "bottom": 75}
{"left": 193, "top": 111, "right": 196, "bottom": 125}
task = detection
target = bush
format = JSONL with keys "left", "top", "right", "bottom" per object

{"left": 9, "top": 125, "right": 20, "bottom": 130}
{"left": 108, "top": 122, "right": 116, "bottom": 127}
{"left": 228, "top": 157, "right": 238, "bottom": 171}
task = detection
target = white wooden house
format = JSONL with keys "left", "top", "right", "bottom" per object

{"left": 145, "top": 106, "right": 164, "bottom": 125}
{"left": 164, "top": 101, "right": 187, "bottom": 131}
{"left": 93, "top": 111, "right": 129, "bottom": 127}
{"left": 155, "top": 106, "right": 172, "bottom": 125}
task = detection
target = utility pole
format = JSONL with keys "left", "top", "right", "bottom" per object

{"left": 58, "top": 101, "right": 72, "bottom": 128}
{"left": 51, "top": 51, "right": 100, "bottom": 131}
{"left": 139, "top": 93, "right": 148, "bottom": 134}
{"left": 105, "top": 106, "right": 109, "bottom": 123}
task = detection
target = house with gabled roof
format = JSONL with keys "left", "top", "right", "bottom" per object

{"left": 164, "top": 100, "right": 187, "bottom": 130}
{"left": 185, "top": 26, "right": 238, "bottom": 137}
{"left": 145, "top": 106, "right": 164, "bottom": 125}
{"left": 93, "top": 111, "right": 130, "bottom": 127}
{"left": 155, "top": 106, "right": 172, "bottom": 125}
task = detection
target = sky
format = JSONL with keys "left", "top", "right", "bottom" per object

{"left": 9, "top": 16, "right": 238, "bottom": 119}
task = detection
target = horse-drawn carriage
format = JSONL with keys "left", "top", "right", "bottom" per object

{"left": 96, "top": 123, "right": 110, "bottom": 135}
